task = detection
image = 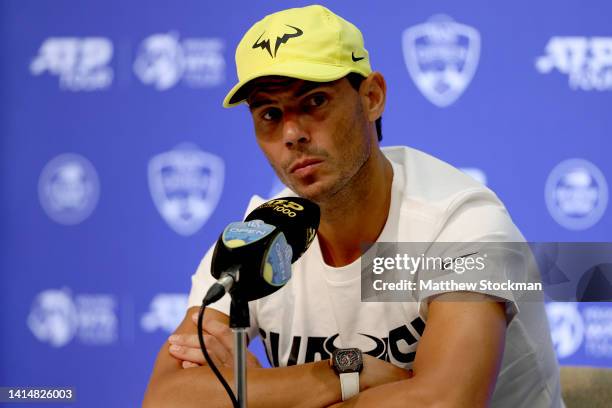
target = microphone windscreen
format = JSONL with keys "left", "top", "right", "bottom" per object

{"left": 245, "top": 197, "right": 320, "bottom": 262}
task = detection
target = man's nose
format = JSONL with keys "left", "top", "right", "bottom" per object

{"left": 282, "top": 113, "right": 310, "bottom": 147}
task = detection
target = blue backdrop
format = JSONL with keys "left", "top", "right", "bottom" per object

{"left": 1, "top": 1, "right": 611, "bottom": 406}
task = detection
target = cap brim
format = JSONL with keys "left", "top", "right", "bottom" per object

{"left": 222, "top": 61, "right": 368, "bottom": 108}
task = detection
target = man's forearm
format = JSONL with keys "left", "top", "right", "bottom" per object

{"left": 144, "top": 359, "right": 342, "bottom": 408}
{"left": 144, "top": 306, "right": 342, "bottom": 408}
{"left": 327, "top": 375, "right": 454, "bottom": 408}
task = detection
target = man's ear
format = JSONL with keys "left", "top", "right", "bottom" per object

{"left": 359, "top": 72, "right": 387, "bottom": 122}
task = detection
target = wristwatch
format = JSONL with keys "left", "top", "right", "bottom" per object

{"left": 330, "top": 348, "right": 363, "bottom": 401}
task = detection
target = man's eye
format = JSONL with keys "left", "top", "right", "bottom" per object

{"left": 306, "top": 94, "right": 327, "bottom": 108}
{"left": 262, "top": 108, "right": 281, "bottom": 121}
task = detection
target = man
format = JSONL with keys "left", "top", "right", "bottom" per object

{"left": 144, "top": 5, "right": 564, "bottom": 407}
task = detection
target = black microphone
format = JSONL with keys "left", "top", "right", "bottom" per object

{"left": 203, "top": 197, "right": 319, "bottom": 305}
{"left": 244, "top": 197, "right": 320, "bottom": 262}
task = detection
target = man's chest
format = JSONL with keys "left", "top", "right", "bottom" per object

{"left": 253, "top": 281, "right": 426, "bottom": 369}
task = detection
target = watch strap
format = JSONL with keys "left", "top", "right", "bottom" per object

{"left": 339, "top": 372, "right": 359, "bottom": 401}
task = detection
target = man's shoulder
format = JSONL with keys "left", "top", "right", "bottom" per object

{"left": 382, "top": 146, "right": 519, "bottom": 241}
{"left": 383, "top": 145, "right": 503, "bottom": 213}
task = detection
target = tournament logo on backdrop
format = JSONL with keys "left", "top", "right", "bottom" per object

{"left": 28, "top": 288, "right": 118, "bottom": 347}
{"left": 545, "top": 158, "right": 608, "bottom": 230}
{"left": 546, "top": 302, "right": 584, "bottom": 359}
{"left": 38, "top": 153, "right": 100, "bottom": 225}
{"left": 402, "top": 15, "right": 481, "bottom": 107}
{"left": 134, "top": 32, "right": 225, "bottom": 90}
{"left": 535, "top": 37, "right": 612, "bottom": 91}
{"left": 30, "top": 37, "right": 113, "bottom": 91}
{"left": 582, "top": 305, "right": 612, "bottom": 358}
{"left": 148, "top": 144, "right": 224, "bottom": 236}
{"left": 27, "top": 289, "right": 78, "bottom": 347}
{"left": 141, "top": 293, "right": 188, "bottom": 333}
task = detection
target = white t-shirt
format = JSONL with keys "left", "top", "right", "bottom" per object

{"left": 188, "top": 146, "right": 564, "bottom": 408}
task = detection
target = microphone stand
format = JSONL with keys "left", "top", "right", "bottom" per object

{"left": 230, "top": 296, "right": 250, "bottom": 408}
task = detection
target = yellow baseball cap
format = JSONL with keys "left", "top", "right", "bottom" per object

{"left": 223, "top": 5, "right": 372, "bottom": 107}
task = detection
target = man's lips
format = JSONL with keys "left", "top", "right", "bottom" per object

{"left": 289, "top": 158, "right": 323, "bottom": 175}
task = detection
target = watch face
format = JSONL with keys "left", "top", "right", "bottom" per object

{"left": 333, "top": 348, "right": 363, "bottom": 373}
{"left": 338, "top": 350, "right": 359, "bottom": 366}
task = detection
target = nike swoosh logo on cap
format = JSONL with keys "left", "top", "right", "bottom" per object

{"left": 351, "top": 52, "right": 365, "bottom": 62}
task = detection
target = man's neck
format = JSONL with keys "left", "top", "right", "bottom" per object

{"left": 317, "top": 148, "right": 393, "bottom": 267}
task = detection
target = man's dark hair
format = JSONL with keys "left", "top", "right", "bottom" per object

{"left": 346, "top": 73, "right": 383, "bottom": 141}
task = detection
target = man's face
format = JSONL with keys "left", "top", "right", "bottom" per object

{"left": 247, "top": 76, "right": 373, "bottom": 204}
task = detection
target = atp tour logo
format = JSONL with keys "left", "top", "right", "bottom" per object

{"left": 535, "top": 37, "right": 612, "bottom": 91}
{"left": 141, "top": 293, "right": 188, "bottom": 333}
{"left": 545, "top": 158, "right": 608, "bottom": 230}
{"left": 30, "top": 37, "right": 113, "bottom": 91}
{"left": 38, "top": 153, "right": 100, "bottom": 225}
{"left": 134, "top": 32, "right": 225, "bottom": 90}
{"left": 402, "top": 15, "right": 480, "bottom": 107}
{"left": 28, "top": 288, "right": 119, "bottom": 347}
{"left": 546, "top": 303, "right": 584, "bottom": 359}
{"left": 148, "top": 144, "right": 224, "bottom": 236}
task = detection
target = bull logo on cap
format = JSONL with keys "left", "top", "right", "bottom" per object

{"left": 252, "top": 24, "right": 304, "bottom": 58}
{"left": 402, "top": 15, "right": 480, "bottom": 108}
{"left": 148, "top": 144, "right": 224, "bottom": 236}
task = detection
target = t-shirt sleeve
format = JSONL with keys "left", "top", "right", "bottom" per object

{"left": 417, "top": 194, "right": 526, "bottom": 324}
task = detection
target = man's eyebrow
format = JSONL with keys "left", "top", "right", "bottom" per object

{"left": 248, "top": 81, "right": 333, "bottom": 110}
{"left": 248, "top": 97, "right": 274, "bottom": 111}
{"left": 294, "top": 81, "right": 327, "bottom": 97}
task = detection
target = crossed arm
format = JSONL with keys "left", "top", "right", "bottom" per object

{"left": 143, "top": 293, "right": 507, "bottom": 408}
